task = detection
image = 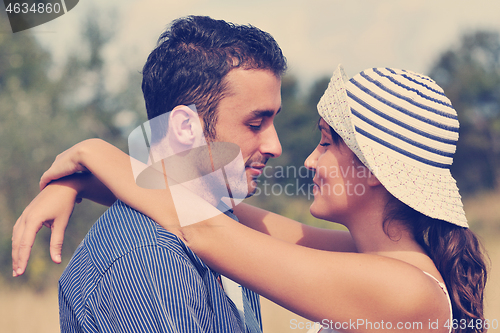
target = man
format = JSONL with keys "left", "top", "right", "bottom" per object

{"left": 13, "top": 15, "right": 286, "bottom": 332}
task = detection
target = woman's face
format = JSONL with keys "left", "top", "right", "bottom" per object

{"left": 304, "top": 119, "right": 372, "bottom": 223}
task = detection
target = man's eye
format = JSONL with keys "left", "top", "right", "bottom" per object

{"left": 249, "top": 124, "right": 262, "bottom": 130}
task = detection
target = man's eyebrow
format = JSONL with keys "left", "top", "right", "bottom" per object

{"left": 250, "top": 107, "right": 281, "bottom": 118}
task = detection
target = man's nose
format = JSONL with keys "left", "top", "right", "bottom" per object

{"left": 261, "top": 125, "right": 282, "bottom": 158}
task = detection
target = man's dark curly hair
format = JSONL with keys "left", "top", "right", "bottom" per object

{"left": 142, "top": 15, "right": 287, "bottom": 142}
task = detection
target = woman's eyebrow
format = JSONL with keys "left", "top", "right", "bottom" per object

{"left": 317, "top": 122, "right": 329, "bottom": 133}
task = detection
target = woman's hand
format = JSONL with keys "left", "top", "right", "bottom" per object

{"left": 13, "top": 139, "right": 119, "bottom": 277}
{"left": 12, "top": 177, "right": 81, "bottom": 276}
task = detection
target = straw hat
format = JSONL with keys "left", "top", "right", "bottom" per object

{"left": 317, "top": 65, "right": 468, "bottom": 227}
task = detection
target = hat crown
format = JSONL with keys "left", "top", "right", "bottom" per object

{"left": 346, "top": 67, "right": 460, "bottom": 172}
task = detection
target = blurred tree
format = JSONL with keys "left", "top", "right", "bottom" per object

{"left": 257, "top": 75, "right": 326, "bottom": 203}
{"left": 0, "top": 13, "right": 144, "bottom": 289}
{"left": 272, "top": 75, "right": 318, "bottom": 168}
{"left": 0, "top": 16, "right": 66, "bottom": 288}
{"left": 429, "top": 31, "right": 500, "bottom": 195}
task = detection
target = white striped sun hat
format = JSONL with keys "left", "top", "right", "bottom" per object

{"left": 317, "top": 65, "right": 468, "bottom": 227}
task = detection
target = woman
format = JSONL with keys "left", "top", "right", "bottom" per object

{"left": 13, "top": 65, "right": 488, "bottom": 332}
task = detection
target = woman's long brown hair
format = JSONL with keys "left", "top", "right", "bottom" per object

{"left": 384, "top": 197, "right": 489, "bottom": 333}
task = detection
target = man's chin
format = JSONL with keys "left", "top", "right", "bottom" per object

{"left": 246, "top": 178, "right": 260, "bottom": 197}
{"left": 245, "top": 190, "right": 255, "bottom": 198}
{"left": 224, "top": 180, "right": 255, "bottom": 201}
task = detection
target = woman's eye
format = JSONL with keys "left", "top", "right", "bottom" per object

{"left": 319, "top": 142, "right": 330, "bottom": 147}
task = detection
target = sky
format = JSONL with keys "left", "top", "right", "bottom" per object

{"left": 4, "top": 0, "right": 500, "bottom": 92}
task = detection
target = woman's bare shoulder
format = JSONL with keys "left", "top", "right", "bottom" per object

{"left": 342, "top": 254, "right": 451, "bottom": 332}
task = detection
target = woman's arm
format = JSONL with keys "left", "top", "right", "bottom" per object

{"left": 13, "top": 137, "right": 356, "bottom": 276}
{"left": 42, "top": 139, "right": 355, "bottom": 252}
{"left": 233, "top": 203, "right": 357, "bottom": 252}
{"left": 180, "top": 215, "right": 444, "bottom": 326}
{"left": 12, "top": 138, "right": 178, "bottom": 276}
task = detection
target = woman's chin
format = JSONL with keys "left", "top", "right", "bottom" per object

{"left": 309, "top": 201, "right": 347, "bottom": 225}
{"left": 309, "top": 202, "right": 328, "bottom": 221}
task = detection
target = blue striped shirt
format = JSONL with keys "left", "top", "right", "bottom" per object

{"left": 59, "top": 200, "right": 262, "bottom": 333}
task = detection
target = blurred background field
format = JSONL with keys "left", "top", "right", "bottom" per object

{"left": 2, "top": 0, "right": 500, "bottom": 332}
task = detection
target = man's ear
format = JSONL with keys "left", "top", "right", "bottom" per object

{"left": 169, "top": 105, "right": 203, "bottom": 147}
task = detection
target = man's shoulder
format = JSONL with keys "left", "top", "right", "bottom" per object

{"left": 80, "top": 200, "right": 192, "bottom": 270}
{"left": 90, "top": 200, "right": 156, "bottom": 245}
{"left": 61, "top": 201, "right": 216, "bottom": 301}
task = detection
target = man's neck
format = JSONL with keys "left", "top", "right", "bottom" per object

{"left": 175, "top": 177, "right": 222, "bottom": 207}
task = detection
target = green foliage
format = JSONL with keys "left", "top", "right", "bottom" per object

{"left": 429, "top": 31, "right": 500, "bottom": 195}
{"left": 0, "top": 15, "right": 144, "bottom": 289}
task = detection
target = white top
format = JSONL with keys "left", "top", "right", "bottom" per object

{"left": 423, "top": 271, "right": 453, "bottom": 333}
